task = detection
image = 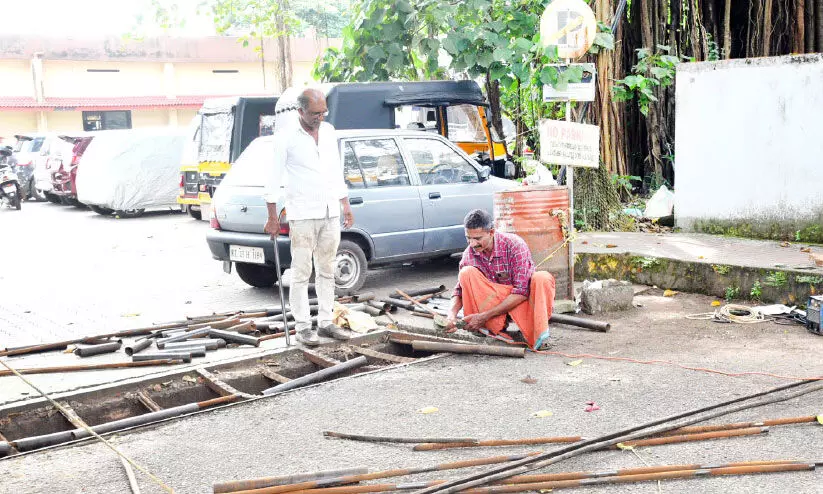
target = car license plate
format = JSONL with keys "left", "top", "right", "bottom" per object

{"left": 2, "top": 184, "right": 15, "bottom": 194}
{"left": 229, "top": 245, "right": 265, "bottom": 264}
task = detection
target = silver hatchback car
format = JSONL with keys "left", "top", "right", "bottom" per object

{"left": 206, "top": 129, "right": 516, "bottom": 293}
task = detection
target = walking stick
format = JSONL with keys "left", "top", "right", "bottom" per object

{"left": 272, "top": 234, "right": 292, "bottom": 346}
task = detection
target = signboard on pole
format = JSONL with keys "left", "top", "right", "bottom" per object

{"left": 539, "top": 0, "right": 597, "bottom": 59}
{"left": 539, "top": 119, "right": 600, "bottom": 168}
{"left": 543, "top": 63, "right": 597, "bottom": 102}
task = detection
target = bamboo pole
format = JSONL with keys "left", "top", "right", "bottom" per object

{"left": 414, "top": 437, "right": 582, "bottom": 451}
{"left": 0, "top": 360, "right": 184, "bottom": 377}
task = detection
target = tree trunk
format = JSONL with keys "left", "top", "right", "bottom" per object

{"left": 806, "top": 0, "right": 816, "bottom": 51}
{"left": 723, "top": 0, "right": 733, "bottom": 57}
{"left": 795, "top": 0, "right": 806, "bottom": 53}
{"left": 763, "top": 0, "right": 774, "bottom": 56}
{"left": 484, "top": 75, "right": 508, "bottom": 158}
{"left": 817, "top": 0, "right": 823, "bottom": 51}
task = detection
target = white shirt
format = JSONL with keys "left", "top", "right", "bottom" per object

{"left": 264, "top": 121, "right": 347, "bottom": 220}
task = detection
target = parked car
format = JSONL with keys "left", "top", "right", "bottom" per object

{"left": 206, "top": 129, "right": 516, "bottom": 293}
{"left": 50, "top": 134, "right": 95, "bottom": 207}
{"left": 12, "top": 134, "right": 71, "bottom": 202}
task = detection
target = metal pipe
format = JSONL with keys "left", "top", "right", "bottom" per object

{"left": 226, "top": 321, "right": 257, "bottom": 334}
{"left": 0, "top": 442, "right": 9, "bottom": 457}
{"left": 367, "top": 300, "right": 394, "bottom": 313}
{"left": 380, "top": 298, "right": 415, "bottom": 310}
{"left": 395, "top": 290, "right": 441, "bottom": 317}
{"left": 262, "top": 356, "right": 368, "bottom": 395}
{"left": 549, "top": 314, "right": 611, "bottom": 332}
{"left": 666, "top": 415, "right": 818, "bottom": 436}
{"left": 132, "top": 353, "right": 192, "bottom": 363}
{"left": 0, "top": 359, "right": 185, "bottom": 377}
{"left": 411, "top": 341, "right": 525, "bottom": 358}
{"left": 392, "top": 286, "right": 447, "bottom": 298}
{"left": 352, "top": 292, "right": 376, "bottom": 302}
{"left": 412, "top": 312, "right": 435, "bottom": 320}
{"left": 323, "top": 431, "right": 478, "bottom": 444}
{"left": 160, "top": 348, "right": 206, "bottom": 358}
{"left": 272, "top": 231, "right": 292, "bottom": 346}
{"left": 617, "top": 426, "right": 768, "bottom": 448}
{"left": 124, "top": 338, "right": 154, "bottom": 356}
{"left": 208, "top": 328, "right": 261, "bottom": 347}
{"left": 259, "top": 330, "right": 297, "bottom": 342}
{"left": 213, "top": 467, "right": 370, "bottom": 494}
{"left": 361, "top": 306, "right": 384, "bottom": 317}
{"left": 162, "top": 339, "right": 225, "bottom": 351}
{"left": 189, "top": 317, "right": 242, "bottom": 330}
{"left": 73, "top": 341, "right": 123, "bottom": 357}
{"left": 12, "top": 431, "right": 76, "bottom": 452}
{"left": 414, "top": 436, "right": 581, "bottom": 451}
{"left": 156, "top": 327, "right": 212, "bottom": 348}
{"left": 344, "top": 303, "right": 367, "bottom": 312}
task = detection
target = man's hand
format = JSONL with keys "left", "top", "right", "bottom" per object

{"left": 342, "top": 204, "right": 354, "bottom": 229}
{"left": 463, "top": 312, "right": 490, "bottom": 331}
{"left": 264, "top": 218, "right": 280, "bottom": 240}
{"left": 445, "top": 313, "right": 460, "bottom": 333}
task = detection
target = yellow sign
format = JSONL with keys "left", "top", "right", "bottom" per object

{"left": 540, "top": 0, "right": 597, "bottom": 59}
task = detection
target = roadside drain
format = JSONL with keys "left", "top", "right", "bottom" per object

{"left": 0, "top": 331, "right": 444, "bottom": 458}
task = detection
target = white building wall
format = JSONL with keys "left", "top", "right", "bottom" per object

{"left": 674, "top": 54, "right": 823, "bottom": 237}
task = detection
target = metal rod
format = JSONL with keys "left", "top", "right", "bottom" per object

{"left": 272, "top": 233, "right": 292, "bottom": 347}
{"left": 411, "top": 341, "right": 525, "bottom": 358}
{"left": 156, "top": 327, "right": 212, "bottom": 348}
{"left": 323, "top": 431, "right": 478, "bottom": 444}
{"left": 665, "top": 415, "right": 818, "bottom": 435}
{"left": 618, "top": 426, "right": 768, "bottom": 448}
{"left": 226, "top": 321, "right": 257, "bottom": 334}
{"left": 73, "top": 341, "right": 123, "bottom": 357}
{"left": 262, "top": 356, "right": 368, "bottom": 395}
{"left": 132, "top": 353, "right": 192, "bottom": 363}
{"left": 213, "top": 467, "right": 370, "bottom": 494}
{"left": 353, "top": 292, "right": 376, "bottom": 302}
{"left": 392, "top": 286, "right": 447, "bottom": 298}
{"left": 0, "top": 359, "right": 184, "bottom": 377}
{"left": 395, "top": 290, "right": 441, "bottom": 316}
{"left": 259, "top": 330, "right": 297, "bottom": 342}
{"left": 549, "top": 314, "right": 610, "bottom": 332}
{"left": 124, "top": 338, "right": 154, "bottom": 356}
{"left": 414, "top": 437, "right": 582, "bottom": 451}
{"left": 367, "top": 300, "right": 394, "bottom": 313}
{"left": 208, "top": 328, "right": 261, "bottom": 347}
{"left": 162, "top": 339, "right": 226, "bottom": 351}
{"left": 361, "top": 305, "right": 384, "bottom": 317}
{"left": 380, "top": 298, "right": 415, "bottom": 311}
{"left": 189, "top": 317, "right": 242, "bottom": 330}
{"left": 411, "top": 380, "right": 823, "bottom": 494}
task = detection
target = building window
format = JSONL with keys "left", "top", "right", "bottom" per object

{"left": 82, "top": 111, "right": 132, "bottom": 131}
{"left": 212, "top": 69, "right": 239, "bottom": 73}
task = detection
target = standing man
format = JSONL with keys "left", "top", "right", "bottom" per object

{"left": 264, "top": 88, "right": 355, "bottom": 346}
{"left": 447, "top": 209, "right": 555, "bottom": 350}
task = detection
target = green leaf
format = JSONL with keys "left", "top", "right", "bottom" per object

{"left": 592, "top": 32, "right": 615, "bottom": 51}
{"left": 649, "top": 66, "right": 671, "bottom": 80}
{"left": 397, "top": 0, "right": 414, "bottom": 14}
{"left": 656, "top": 44, "right": 671, "bottom": 52}
{"left": 539, "top": 66, "right": 558, "bottom": 85}
{"left": 493, "top": 47, "right": 512, "bottom": 61}
{"left": 564, "top": 64, "right": 584, "bottom": 83}
{"left": 442, "top": 36, "right": 458, "bottom": 54}
{"left": 514, "top": 37, "right": 533, "bottom": 52}
{"left": 242, "top": 39, "right": 249, "bottom": 48}
{"left": 477, "top": 50, "right": 494, "bottom": 68}
{"left": 489, "top": 20, "right": 506, "bottom": 32}
{"left": 490, "top": 64, "right": 508, "bottom": 81}
{"left": 660, "top": 55, "right": 681, "bottom": 66}
{"left": 367, "top": 45, "right": 386, "bottom": 61}
{"left": 622, "top": 75, "right": 643, "bottom": 89}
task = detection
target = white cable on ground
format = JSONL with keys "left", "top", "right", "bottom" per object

{"left": 685, "top": 304, "right": 769, "bottom": 323}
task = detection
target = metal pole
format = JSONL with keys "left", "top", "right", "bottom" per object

{"left": 565, "top": 59, "right": 575, "bottom": 301}
{"left": 272, "top": 234, "right": 292, "bottom": 346}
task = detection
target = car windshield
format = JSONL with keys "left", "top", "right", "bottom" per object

{"left": 199, "top": 111, "right": 234, "bottom": 163}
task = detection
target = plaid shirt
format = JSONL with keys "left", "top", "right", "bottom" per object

{"left": 454, "top": 232, "right": 535, "bottom": 298}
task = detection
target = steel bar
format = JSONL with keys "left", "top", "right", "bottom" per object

{"left": 209, "top": 328, "right": 261, "bottom": 347}
{"left": 189, "top": 317, "right": 242, "bottom": 330}
{"left": 323, "top": 431, "right": 478, "bottom": 444}
{"left": 136, "top": 390, "right": 163, "bottom": 412}
{"left": 121, "top": 455, "right": 143, "bottom": 494}
{"left": 72, "top": 341, "right": 123, "bottom": 357}
{"left": 226, "top": 321, "right": 257, "bottom": 334}
{"left": 353, "top": 292, "right": 376, "bottom": 302}
{"left": 0, "top": 360, "right": 184, "bottom": 377}
{"left": 414, "top": 437, "right": 582, "bottom": 451}
{"left": 259, "top": 330, "right": 297, "bottom": 342}
{"left": 226, "top": 453, "right": 540, "bottom": 494}
{"left": 411, "top": 341, "right": 525, "bottom": 358}
{"left": 549, "top": 314, "right": 611, "bottom": 332}
{"left": 395, "top": 291, "right": 440, "bottom": 316}
{"left": 124, "top": 338, "right": 154, "bottom": 356}
{"left": 162, "top": 339, "right": 226, "bottom": 351}
{"left": 272, "top": 234, "right": 292, "bottom": 346}
{"left": 214, "top": 467, "right": 370, "bottom": 494}
{"left": 392, "top": 286, "right": 447, "bottom": 298}
{"left": 665, "top": 415, "right": 818, "bottom": 436}
{"left": 410, "top": 380, "right": 823, "bottom": 494}
{"left": 617, "top": 426, "right": 768, "bottom": 448}
{"left": 156, "top": 327, "right": 212, "bottom": 348}
{"left": 132, "top": 353, "right": 192, "bottom": 363}
{"left": 367, "top": 300, "right": 395, "bottom": 313}
{"left": 0, "top": 442, "right": 10, "bottom": 457}
{"left": 262, "top": 356, "right": 368, "bottom": 395}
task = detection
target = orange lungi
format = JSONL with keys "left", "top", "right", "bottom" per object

{"left": 459, "top": 266, "right": 555, "bottom": 349}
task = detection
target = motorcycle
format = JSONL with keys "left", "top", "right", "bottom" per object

{"left": 0, "top": 147, "right": 22, "bottom": 210}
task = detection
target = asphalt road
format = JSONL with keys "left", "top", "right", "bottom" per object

{"left": 1, "top": 202, "right": 822, "bottom": 493}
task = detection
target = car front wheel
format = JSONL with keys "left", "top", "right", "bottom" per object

{"left": 236, "top": 262, "right": 279, "bottom": 288}
{"left": 335, "top": 239, "right": 367, "bottom": 295}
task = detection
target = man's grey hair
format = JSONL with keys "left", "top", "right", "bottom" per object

{"left": 297, "top": 88, "right": 321, "bottom": 111}
{"left": 464, "top": 209, "right": 494, "bottom": 231}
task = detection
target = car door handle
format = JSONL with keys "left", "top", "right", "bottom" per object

{"left": 349, "top": 196, "right": 363, "bottom": 205}
{"left": 429, "top": 192, "right": 441, "bottom": 199}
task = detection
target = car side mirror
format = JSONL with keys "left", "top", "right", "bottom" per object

{"left": 479, "top": 166, "right": 491, "bottom": 182}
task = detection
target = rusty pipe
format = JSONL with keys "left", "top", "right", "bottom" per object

{"left": 549, "top": 314, "right": 611, "bottom": 332}
{"left": 259, "top": 330, "right": 297, "bottom": 342}
{"left": 226, "top": 321, "right": 257, "bottom": 334}
{"left": 156, "top": 327, "right": 212, "bottom": 348}
{"left": 213, "top": 467, "right": 370, "bottom": 494}
{"left": 189, "top": 317, "right": 242, "bottom": 330}
{"left": 411, "top": 341, "right": 525, "bottom": 358}
{"left": 323, "top": 431, "right": 478, "bottom": 444}
{"left": 353, "top": 292, "right": 376, "bottom": 302}
{"left": 0, "top": 359, "right": 184, "bottom": 377}
{"left": 665, "top": 415, "right": 818, "bottom": 435}
{"left": 133, "top": 353, "right": 192, "bottom": 363}
{"left": 392, "top": 286, "right": 447, "bottom": 298}
{"left": 73, "top": 341, "right": 122, "bottom": 357}
{"left": 414, "top": 437, "right": 582, "bottom": 451}
{"left": 616, "top": 426, "right": 769, "bottom": 448}
{"left": 209, "top": 328, "right": 261, "bottom": 347}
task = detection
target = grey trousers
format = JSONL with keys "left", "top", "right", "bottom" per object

{"left": 288, "top": 216, "right": 340, "bottom": 331}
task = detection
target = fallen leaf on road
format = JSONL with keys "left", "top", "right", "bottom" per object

{"left": 801, "top": 247, "right": 812, "bottom": 253}
{"left": 121, "top": 313, "right": 141, "bottom": 318}
{"left": 419, "top": 406, "right": 439, "bottom": 414}
{"left": 817, "top": 415, "right": 823, "bottom": 425}
{"left": 615, "top": 442, "right": 634, "bottom": 450}
{"left": 520, "top": 376, "right": 538, "bottom": 384}
{"left": 182, "top": 376, "right": 197, "bottom": 383}
{"left": 663, "top": 289, "right": 678, "bottom": 297}
{"left": 698, "top": 256, "right": 705, "bottom": 259}
{"left": 585, "top": 401, "right": 601, "bottom": 412}
{"left": 711, "top": 301, "right": 721, "bottom": 307}
{"left": 63, "top": 347, "right": 75, "bottom": 354}
{"left": 605, "top": 244, "right": 618, "bottom": 248}
{"left": 532, "top": 410, "right": 554, "bottom": 418}
{"left": 566, "top": 359, "right": 583, "bottom": 367}
{"left": 581, "top": 241, "right": 589, "bottom": 245}
{"left": 780, "top": 242, "right": 791, "bottom": 247}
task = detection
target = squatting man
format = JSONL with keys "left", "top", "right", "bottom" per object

{"left": 264, "top": 88, "right": 354, "bottom": 347}
{"left": 447, "top": 209, "right": 556, "bottom": 350}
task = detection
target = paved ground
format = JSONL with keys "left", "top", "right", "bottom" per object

{"left": 1, "top": 202, "right": 822, "bottom": 493}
